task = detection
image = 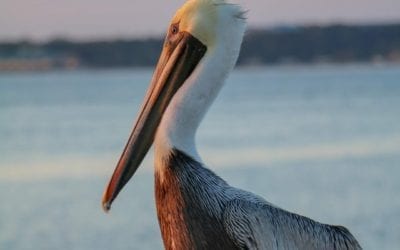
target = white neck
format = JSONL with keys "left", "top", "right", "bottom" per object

{"left": 154, "top": 5, "right": 246, "bottom": 168}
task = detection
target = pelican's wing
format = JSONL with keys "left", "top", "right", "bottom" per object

{"left": 222, "top": 199, "right": 280, "bottom": 249}
{"left": 222, "top": 198, "right": 362, "bottom": 250}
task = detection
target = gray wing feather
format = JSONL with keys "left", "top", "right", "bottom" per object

{"left": 223, "top": 199, "right": 277, "bottom": 249}
{"left": 222, "top": 198, "right": 362, "bottom": 250}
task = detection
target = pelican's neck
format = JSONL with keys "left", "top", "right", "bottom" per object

{"left": 155, "top": 6, "right": 246, "bottom": 170}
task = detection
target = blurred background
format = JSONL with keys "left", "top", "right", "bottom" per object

{"left": 1, "top": 0, "right": 399, "bottom": 249}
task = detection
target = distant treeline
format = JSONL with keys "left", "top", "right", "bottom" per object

{"left": 241, "top": 24, "right": 400, "bottom": 64}
{"left": 0, "top": 23, "right": 399, "bottom": 70}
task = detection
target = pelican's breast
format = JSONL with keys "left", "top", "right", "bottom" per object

{"left": 155, "top": 149, "right": 239, "bottom": 249}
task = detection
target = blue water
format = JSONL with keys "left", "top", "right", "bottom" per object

{"left": 1, "top": 64, "right": 399, "bottom": 249}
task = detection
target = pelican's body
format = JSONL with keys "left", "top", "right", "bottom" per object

{"left": 102, "top": 0, "right": 362, "bottom": 249}
{"left": 156, "top": 149, "right": 359, "bottom": 249}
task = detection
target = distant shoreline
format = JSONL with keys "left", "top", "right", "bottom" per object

{"left": 1, "top": 23, "right": 399, "bottom": 72}
{"left": 1, "top": 62, "right": 399, "bottom": 75}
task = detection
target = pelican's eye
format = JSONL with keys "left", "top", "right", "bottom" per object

{"left": 170, "top": 23, "right": 179, "bottom": 35}
{"left": 166, "top": 23, "right": 181, "bottom": 47}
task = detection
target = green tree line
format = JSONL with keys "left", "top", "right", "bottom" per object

{"left": 0, "top": 24, "right": 399, "bottom": 68}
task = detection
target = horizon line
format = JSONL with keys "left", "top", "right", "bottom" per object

{"left": 1, "top": 20, "right": 399, "bottom": 44}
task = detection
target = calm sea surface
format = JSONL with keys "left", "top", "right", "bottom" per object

{"left": 0, "top": 64, "right": 399, "bottom": 249}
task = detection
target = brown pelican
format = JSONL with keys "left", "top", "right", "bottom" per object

{"left": 102, "top": 0, "right": 362, "bottom": 249}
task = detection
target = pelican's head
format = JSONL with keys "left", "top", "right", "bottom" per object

{"left": 102, "top": 0, "right": 246, "bottom": 211}
{"left": 170, "top": 0, "right": 222, "bottom": 49}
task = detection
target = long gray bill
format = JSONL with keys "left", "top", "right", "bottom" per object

{"left": 102, "top": 32, "right": 206, "bottom": 211}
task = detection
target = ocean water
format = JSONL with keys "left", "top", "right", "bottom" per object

{"left": 0, "top": 64, "right": 399, "bottom": 249}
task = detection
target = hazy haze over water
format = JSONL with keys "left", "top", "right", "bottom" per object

{"left": 1, "top": 0, "right": 400, "bottom": 41}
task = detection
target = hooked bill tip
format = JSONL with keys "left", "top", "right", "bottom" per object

{"left": 102, "top": 201, "right": 111, "bottom": 213}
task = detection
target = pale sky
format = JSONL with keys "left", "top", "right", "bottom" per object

{"left": 1, "top": 0, "right": 399, "bottom": 41}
